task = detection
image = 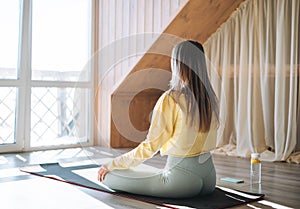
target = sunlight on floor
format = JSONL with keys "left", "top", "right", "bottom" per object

{"left": 246, "top": 200, "right": 294, "bottom": 209}
{"left": 258, "top": 200, "right": 294, "bottom": 209}
{"left": 0, "top": 155, "right": 8, "bottom": 164}
{"left": 0, "top": 178, "right": 114, "bottom": 209}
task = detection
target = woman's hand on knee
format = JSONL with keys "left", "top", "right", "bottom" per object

{"left": 98, "top": 165, "right": 110, "bottom": 182}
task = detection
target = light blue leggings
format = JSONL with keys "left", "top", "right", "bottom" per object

{"left": 103, "top": 152, "right": 216, "bottom": 198}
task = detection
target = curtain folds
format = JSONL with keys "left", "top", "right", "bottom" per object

{"left": 204, "top": 0, "right": 300, "bottom": 162}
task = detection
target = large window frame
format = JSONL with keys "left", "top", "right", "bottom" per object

{"left": 0, "top": 0, "right": 96, "bottom": 153}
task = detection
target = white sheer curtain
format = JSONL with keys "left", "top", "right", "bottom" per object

{"left": 204, "top": 0, "right": 299, "bottom": 162}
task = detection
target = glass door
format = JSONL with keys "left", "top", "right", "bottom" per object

{"left": 0, "top": 0, "right": 23, "bottom": 152}
{"left": 0, "top": 0, "right": 94, "bottom": 153}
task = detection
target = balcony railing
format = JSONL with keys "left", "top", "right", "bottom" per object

{"left": 0, "top": 68, "right": 88, "bottom": 147}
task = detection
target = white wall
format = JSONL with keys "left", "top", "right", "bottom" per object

{"left": 95, "top": 0, "right": 188, "bottom": 146}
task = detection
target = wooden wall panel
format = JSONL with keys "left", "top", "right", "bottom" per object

{"left": 95, "top": 0, "right": 187, "bottom": 146}
{"left": 110, "top": 89, "right": 164, "bottom": 148}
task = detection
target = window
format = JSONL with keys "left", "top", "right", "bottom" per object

{"left": 0, "top": 0, "right": 94, "bottom": 152}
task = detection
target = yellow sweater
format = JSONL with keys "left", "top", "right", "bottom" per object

{"left": 106, "top": 91, "right": 218, "bottom": 171}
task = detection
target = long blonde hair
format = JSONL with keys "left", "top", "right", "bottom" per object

{"left": 170, "top": 40, "right": 219, "bottom": 132}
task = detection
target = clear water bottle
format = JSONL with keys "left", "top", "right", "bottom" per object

{"left": 250, "top": 153, "right": 261, "bottom": 184}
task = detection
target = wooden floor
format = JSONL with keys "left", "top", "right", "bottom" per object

{"left": 0, "top": 146, "right": 299, "bottom": 209}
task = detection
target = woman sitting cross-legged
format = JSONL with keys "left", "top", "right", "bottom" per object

{"left": 98, "top": 40, "right": 219, "bottom": 198}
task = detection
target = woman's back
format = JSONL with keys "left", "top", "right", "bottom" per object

{"left": 157, "top": 91, "right": 218, "bottom": 157}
